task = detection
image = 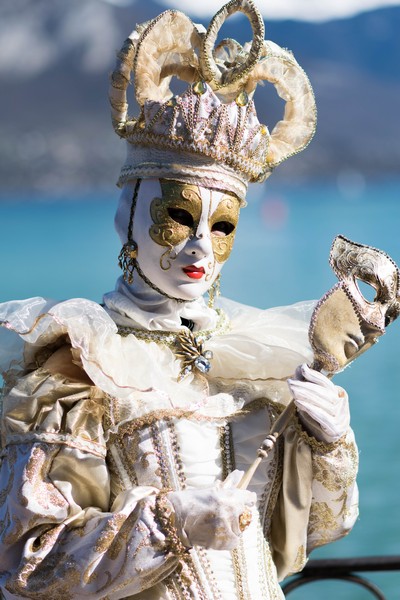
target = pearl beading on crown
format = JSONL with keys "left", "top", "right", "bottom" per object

{"left": 118, "top": 82, "right": 270, "bottom": 187}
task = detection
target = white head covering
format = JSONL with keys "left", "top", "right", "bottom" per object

{"left": 103, "top": 277, "right": 220, "bottom": 331}
{"left": 110, "top": 179, "right": 222, "bottom": 329}
{"left": 108, "top": 0, "right": 317, "bottom": 316}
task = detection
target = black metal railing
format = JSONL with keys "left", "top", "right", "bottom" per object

{"left": 282, "top": 555, "right": 400, "bottom": 599}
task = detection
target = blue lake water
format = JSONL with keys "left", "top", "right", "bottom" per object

{"left": 1, "top": 178, "right": 400, "bottom": 598}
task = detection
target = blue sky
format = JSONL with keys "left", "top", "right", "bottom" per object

{"left": 103, "top": 0, "right": 400, "bottom": 21}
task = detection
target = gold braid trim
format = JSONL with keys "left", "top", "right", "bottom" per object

{"left": 107, "top": 396, "right": 284, "bottom": 441}
{"left": 292, "top": 412, "right": 347, "bottom": 453}
{"left": 155, "top": 491, "right": 190, "bottom": 558}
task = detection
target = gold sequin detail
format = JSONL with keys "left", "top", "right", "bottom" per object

{"left": 308, "top": 501, "right": 339, "bottom": 545}
{"left": 23, "top": 445, "right": 67, "bottom": 511}
{"left": 312, "top": 441, "right": 358, "bottom": 492}
{"left": 154, "top": 491, "right": 189, "bottom": 557}
{"left": 293, "top": 414, "right": 346, "bottom": 452}
{"left": 287, "top": 545, "right": 307, "bottom": 576}
{"left": 93, "top": 513, "right": 127, "bottom": 556}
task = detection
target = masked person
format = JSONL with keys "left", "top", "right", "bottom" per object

{"left": 0, "top": 2, "right": 358, "bottom": 598}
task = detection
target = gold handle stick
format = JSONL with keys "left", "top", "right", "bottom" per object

{"left": 238, "top": 235, "right": 400, "bottom": 491}
{"left": 238, "top": 362, "right": 332, "bottom": 490}
{"left": 238, "top": 361, "right": 330, "bottom": 490}
{"left": 238, "top": 401, "right": 296, "bottom": 489}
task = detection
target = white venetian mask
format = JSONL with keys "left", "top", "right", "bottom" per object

{"left": 115, "top": 179, "right": 240, "bottom": 301}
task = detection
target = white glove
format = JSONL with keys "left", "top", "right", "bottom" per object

{"left": 287, "top": 363, "right": 350, "bottom": 443}
{"left": 167, "top": 471, "right": 256, "bottom": 551}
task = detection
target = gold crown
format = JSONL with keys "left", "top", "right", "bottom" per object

{"left": 109, "top": 0, "right": 317, "bottom": 199}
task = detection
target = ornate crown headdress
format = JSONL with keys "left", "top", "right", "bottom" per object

{"left": 109, "top": 0, "right": 317, "bottom": 200}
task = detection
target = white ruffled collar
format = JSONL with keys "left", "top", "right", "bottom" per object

{"left": 102, "top": 276, "right": 219, "bottom": 332}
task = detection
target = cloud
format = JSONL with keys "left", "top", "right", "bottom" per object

{"left": 155, "top": 0, "right": 400, "bottom": 21}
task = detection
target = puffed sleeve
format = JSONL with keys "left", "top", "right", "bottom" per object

{"left": 305, "top": 427, "right": 359, "bottom": 550}
{"left": 0, "top": 361, "right": 184, "bottom": 599}
{"left": 269, "top": 420, "right": 359, "bottom": 581}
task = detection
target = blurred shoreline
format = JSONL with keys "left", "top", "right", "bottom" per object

{"left": 1, "top": 0, "right": 400, "bottom": 196}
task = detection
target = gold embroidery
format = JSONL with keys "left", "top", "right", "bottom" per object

{"left": 312, "top": 441, "right": 358, "bottom": 493}
{"left": 107, "top": 395, "right": 281, "bottom": 442}
{"left": 262, "top": 437, "right": 283, "bottom": 537}
{"left": 288, "top": 545, "right": 307, "bottom": 575}
{"left": 308, "top": 501, "right": 338, "bottom": 543}
{"left": 150, "top": 422, "right": 172, "bottom": 489}
{"left": 30, "top": 524, "right": 64, "bottom": 553}
{"left": 220, "top": 422, "right": 251, "bottom": 599}
{"left": 293, "top": 414, "right": 345, "bottom": 452}
{"left": 166, "top": 419, "right": 186, "bottom": 489}
{"left": 6, "top": 551, "right": 81, "bottom": 599}
{"left": 194, "top": 547, "right": 223, "bottom": 600}
{"left": 116, "top": 432, "right": 140, "bottom": 486}
{"left": 258, "top": 526, "right": 283, "bottom": 600}
{"left": 6, "top": 431, "right": 107, "bottom": 458}
{"left": 232, "top": 541, "right": 250, "bottom": 600}
{"left": 23, "top": 445, "right": 67, "bottom": 511}
{"left": 93, "top": 513, "right": 127, "bottom": 556}
{"left": 258, "top": 404, "right": 282, "bottom": 533}
{"left": 164, "top": 574, "right": 183, "bottom": 600}
{"left": 154, "top": 490, "right": 189, "bottom": 557}
{"left": 109, "top": 408, "right": 208, "bottom": 440}
{"left": 103, "top": 393, "right": 120, "bottom": 433}
{"left": 152, "top": 418, "right": 220, "bottom": 599}
{"left": 140, "top": 450, "right": 154, "bottom": 470}
{"left": 106, "top": 449, "right": 125, "bottom": 504}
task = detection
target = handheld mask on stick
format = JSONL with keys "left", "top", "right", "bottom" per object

{"left": 239, "top": 235, "right": 400, "bottom": 490}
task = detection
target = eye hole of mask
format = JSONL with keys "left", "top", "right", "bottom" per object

{"left": 211, "top": 221, "right": 235, "bottom": 237}
{"left": 385, "top": 314, "right": 392, "bottom": 327}
{"left": 167, "top": 207, "right": 194, "bottom": 227}
{"left": 356, "top": 278, "right": 377, "bottom": 303}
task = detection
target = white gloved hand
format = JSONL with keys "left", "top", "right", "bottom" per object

{"left": 287, "top": 363, "right": 350, "bottom": 443}
{"left": 167, "top": 471, "right": 256, "bottom": 551}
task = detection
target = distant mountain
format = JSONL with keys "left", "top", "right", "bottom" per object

{"left": 1, "top": 0, "right": 399, "bottom": 195}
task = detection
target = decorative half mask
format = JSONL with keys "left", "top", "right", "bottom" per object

{"left": 149, "top": 180, "right": 240, "bottom": 265}
{"left": 309, "top": 235, "right": 400, "bottom": 374}
{"left": 115, "top": 179, "right": 241, "bottom": 301}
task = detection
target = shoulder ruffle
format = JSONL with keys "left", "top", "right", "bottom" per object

{"left": 0, "top": 296, "right": 314, "bottom": 419}
{"left": 210, "top": 297, "right": 314, "bottom": 380}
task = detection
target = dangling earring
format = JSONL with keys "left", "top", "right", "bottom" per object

{"left": 208, "top": 274, "right": 221, "bottom": 308}
{"left": 118, "top": 240, "right": 138, "bottom": 284}
{"left": 118, "top": 179, "right": 141, "bottom": 284}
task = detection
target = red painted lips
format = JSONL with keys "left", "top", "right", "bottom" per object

{"left": 182, "top": 265, "right": 205, "bottom": 280}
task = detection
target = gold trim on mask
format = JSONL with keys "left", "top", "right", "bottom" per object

{"left": 210, "top": 193, "right": 240, "bottom": 263}
{"left": 149, "top": 181, "right": 202, "bottom": 249}
{"left": 149, "top": 180, "right": 240, "bottom": 264}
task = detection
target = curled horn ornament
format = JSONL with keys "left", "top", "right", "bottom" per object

{"left": 200, "top": 0, "right": 265, "bottom": 89}
{"left": 109, "top": 0, "right": 317, "bottom": 191}
{"left": 109, "top": 10, "right": 202, "bottom": 134}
